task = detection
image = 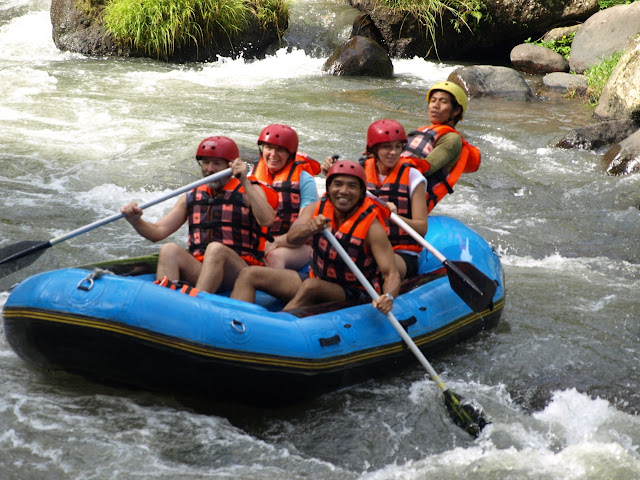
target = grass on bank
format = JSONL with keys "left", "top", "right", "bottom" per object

{"left": 380, "top": 0, "right": 489, "bottom": 56}
{"left": 598, "top": 0, "right": 634, "bottom": 8}
{"left": 82, "top": 0, "right": 289, "bottom": 60}
{"left": 584, "top": 50, "right": 622, "bottom": 105}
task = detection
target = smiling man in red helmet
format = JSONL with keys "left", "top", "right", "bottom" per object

{"left": 231, "top": 160, "right": 400, "bottom": 314}
{"left": 120, "top": 136, "right": 277, "bottom": 295}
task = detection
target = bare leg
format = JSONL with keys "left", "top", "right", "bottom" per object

{"left": 156, "top": 243, "right": 202, "bottom": 284}
{"left": 283, "top": 278, "right": 346, "bottom": 311}
{"left": 195, "top": 242, "right": 249, "bottom": 294}
{"left": 264, "top": 244, "right": 312, "bottom": 270}
{"left": 231, "top": 266, "right": 303, "bottom": 303}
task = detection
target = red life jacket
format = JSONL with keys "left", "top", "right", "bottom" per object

{"left": 363, "top": 158, "right": 422, "bottom": 254}
{"left": 252, "top": 152, "right": 320, "bottom": 237}
{"left": 401, "top": 124, "right": 481, "bottom": 212}
{"left": 186, "top": 177, "right": 272, "bottom": 266}
{"left": 310, "top": 196, "right": 386, "bottom": 293}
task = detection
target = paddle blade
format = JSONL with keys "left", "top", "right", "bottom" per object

{"left": 443, "top": 389, "right": 488, "bottom": 438}
{"left": 0, "top": 240, "right": 51, "bottom": 278}
{"left": 444, "top": 260, "right": 497, "bottom": 313}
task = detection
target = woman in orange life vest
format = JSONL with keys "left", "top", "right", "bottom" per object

{"left": 230, "top": 160, "right": 401, "bottom": 314}
{"left": 120, "top": 136, "right": 278, "bottom": 295}
{"left": 319, "top": 120, "right": 428, "bottom": 280}
{"left": 401, "top": 81, "right": 481, "bottom": 212}
{"left": 362, "top": 119, "right": 428, "bottom": 280}
{"left": 251, "top": 124, "right": 320, "bottom": 270}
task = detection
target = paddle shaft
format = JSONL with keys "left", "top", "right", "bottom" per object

{"left": 0, "top": 169, "right": 232, "bottom": 269}
{"left": 365, "top": 191, "right": 485, "bottom": 296}
{"left": 321, "top": 229, "right": 448, "bottom": 392}
{"left": 49, "top": 168, "right": 233, "bottom": 247}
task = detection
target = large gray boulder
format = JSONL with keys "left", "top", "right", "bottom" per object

{"left": 510, "top": 43, "right": 569, "bottom": 74}
{"left": 601, "top": 129, "right": 640, "bottom": 176}
{"left": 323, "top": 35, "right": 393, "bottom": 77}
{"left": 448, "top": 65, "right": 532, "bottom": 101}
{"left": 556, "top": 119, "right": 639, "bottom": 151}
{"left": 542, "top": 72, "right": 587, "bottom": 95}
{"left": 594, "top": 36, "right": 640, "bottom": 122}
{"left": 569, "top": 2, "right": 640, "bottom": 74}
{"left": 51, "top": 0, "right": 129, "bottom": 57}
{"left": 348, "top": 0, "right": 598, "bottom": 62}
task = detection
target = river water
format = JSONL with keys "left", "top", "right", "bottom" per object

{"left": 1, "top": 0, "right": 640, "bottom": 478}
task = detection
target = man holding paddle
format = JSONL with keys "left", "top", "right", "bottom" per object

{"left": 231, "top": 160, "right": 400, "bottom": 313}
{"left": 120, "top": 136, "right": 278, "bottom": 294}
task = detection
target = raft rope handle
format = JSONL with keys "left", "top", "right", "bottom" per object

{"left": 230, "top": 319, "right": 246, "bottom": 333}
{"left": 77, "top": 268, "right": 115, "bottom": 291}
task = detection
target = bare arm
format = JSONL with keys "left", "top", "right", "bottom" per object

{"left": 269, "top": 201, "right": 318, "bottom": 249}
{"left": 287, "top": 211, "right": 328, "bottom": 246}
{"left": 367, "top": 219, "right": 402, "bottom": 313}
{"left": 120, "top": 195, "right": 188, "bottom": 243}
{"left": 232, "top": 158, "right": 276, "bottom": 227}
{"left": 402, "top": 181, "right": 428, "bottom": 236}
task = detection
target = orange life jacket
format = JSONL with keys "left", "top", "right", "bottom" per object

{"left": 251, "top": 152, "right": 320, "bottom": 237}
{"left": 363, "top": 158, "right": 422, "bottom": 254}
{"left": 310, "top": 196, "right": 386, "bottom": 293}
{"left": 401, "top": 124, "right": 481, "bottom": 212}
{"left": 186, "top": 177, "right": 273, "bottom": 266}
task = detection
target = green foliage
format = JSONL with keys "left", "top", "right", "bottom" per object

{"left": 254, "top": 0, "right": 289, "bottom": 38}
{"left": 101, "top": 0, "right": 287, "bottom": 60}
{"left": 584, "top": 50, "right": 622, "bottom": 106}
{"left": 598, "top": 0, "right": 633, "bottom": 9}
{"left": 525, "top": 32, "right": 575, "bottom": 59}
{"left": 380, "top": 0, "right": 489, "bottom": 56}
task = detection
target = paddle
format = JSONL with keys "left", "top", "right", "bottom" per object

{"left": 366, "top": 191, "right": 497, "bottom": 313}
{"left": 322, "top": 228, "right": 487, "bottom": 437}
{"left": 0, "top": 168, "right": 233, "bottom": 279}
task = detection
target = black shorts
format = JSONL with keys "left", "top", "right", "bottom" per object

{"left": 341, "top": 285, "right": 370, "bottom": 303}
{"left": 397, "top": 252, "right": 419, "bottom": 279}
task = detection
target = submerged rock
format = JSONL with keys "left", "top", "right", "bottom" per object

{"left": 323, "top": 36, "right": 393, "bottom": 77}
{"left": 448, "top": 65, "right": 532, "bottom": 101}
{"left": 556, "top": 120, "right": 639, "bottom": 151}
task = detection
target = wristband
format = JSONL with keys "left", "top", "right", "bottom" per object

{"left": 384, "top": 293, "right": 394, "bottom": 301}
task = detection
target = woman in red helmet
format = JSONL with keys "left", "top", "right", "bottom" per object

{"left": 320, "top": 119, "right": 428, "bottom": 281}
{"left": 120, "top": 136, "right": 278, "bottom": 295}
{"left": 231, "top": 160, "right": 400, "bottom": 314}
{"left": 251, "top": 124, "right": 320, "bottom": 270}
{"left": 362, "top": 119, "right": 428, "bottom": 281}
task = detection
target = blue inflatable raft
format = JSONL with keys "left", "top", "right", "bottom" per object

{"left": 2, "top": 216, "right": 505, "bottom": 406}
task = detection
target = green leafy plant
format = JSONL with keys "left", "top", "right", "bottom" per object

{"left": 254, "top": 0, "right": 289, "bottom": 39}
{"left": 584, "top": 50, "right": 622, "bottom": 106}
{"left": 380, "top": 0, "right": 489, "bottom": 56}
{"left": 598, "top": 0, "right": 633, "bottom": 9}
{"left": 525, "top": 32, "right": 575, "bottom": 59}
{"left": 100, "top": 0, "right": 287, "bottom": 60}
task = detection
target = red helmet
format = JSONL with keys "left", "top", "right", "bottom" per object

{"left": 196, "top": 136, "right": 239, "bottom": 162}
{"left": 366, "top": 119, "right": 407, "bottom": 149}
{"left": 257, "top": 124, "right": 298, "bottom": 156}
{"left": 326, "top": 160, "right": 367, "bottom": 190}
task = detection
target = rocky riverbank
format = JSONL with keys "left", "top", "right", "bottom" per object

{"left": 50, "top": 0, "right": 640, "bottom": 178}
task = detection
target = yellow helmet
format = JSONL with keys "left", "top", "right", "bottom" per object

{"left": 426, "top": 81, "right": 468, "bottom": 120}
